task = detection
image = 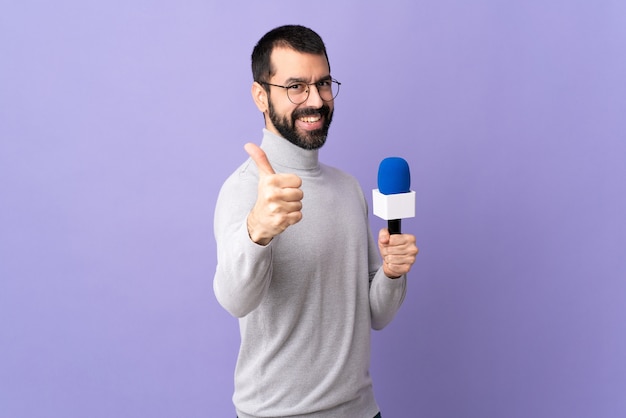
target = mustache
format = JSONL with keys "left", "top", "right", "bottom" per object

{"left": 292, "top": 104, "right": 331, "bottom": 120}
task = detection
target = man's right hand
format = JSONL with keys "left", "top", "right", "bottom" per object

{"left": 244, "top": 142, "right": 304, "bottom": 246}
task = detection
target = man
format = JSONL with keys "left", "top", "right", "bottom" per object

{"left": 213, "top": 25, "right": 419, "bottom": 418}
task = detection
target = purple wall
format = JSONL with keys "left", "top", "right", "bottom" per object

{"left": 2, "top": 1, "right": 625, "bottom": 417}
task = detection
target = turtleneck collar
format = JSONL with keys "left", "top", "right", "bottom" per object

{"left": 260, "top": 129, "right": 320, "bottom": 172}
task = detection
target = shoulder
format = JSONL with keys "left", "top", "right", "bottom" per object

{"left": 221, "top": 158, "right": 258, "bottom": 187}
{"left": 216, "top": 158, "right": 259, "bottom": 205}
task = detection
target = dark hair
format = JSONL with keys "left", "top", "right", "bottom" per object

{"left": 251, "top": 25, "right": 330, "bottom": 84}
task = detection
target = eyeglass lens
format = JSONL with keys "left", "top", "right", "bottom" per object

{"left": 288, "top": 81, "right": 339, "bottom": 104}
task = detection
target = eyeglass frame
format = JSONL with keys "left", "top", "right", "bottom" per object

{"left": 258, "top": 77, "right": 341, "bottom": 105}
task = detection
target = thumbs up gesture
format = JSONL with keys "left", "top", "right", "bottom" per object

{"left": 244, "top": 143, "right": 304, "bottom": 246}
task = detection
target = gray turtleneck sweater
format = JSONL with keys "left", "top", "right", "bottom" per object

{"left": 213, "top": 129, "right": 407, "bottom": 418}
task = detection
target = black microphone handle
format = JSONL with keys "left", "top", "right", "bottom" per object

{"left": 388, "top": 219, "right": 401, "bottom": 235}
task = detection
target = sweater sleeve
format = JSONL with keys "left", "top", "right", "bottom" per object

{"left": 213, "top": 165, "right": 274, "bottom": 318}
{"left": 369, "top": 268, "right": 407, "bottom": 330}
{"left": 366, "top": 218, "right": 407, "bottom": 330}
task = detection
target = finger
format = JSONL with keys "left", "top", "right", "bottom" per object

{"left": 387, "top": 233, "right": 416, "bottom": 249}
{"left": 276, "top": 186, "right": 304, "bottom": 202}
{"left": 378, "top": 228, "right": 390, "bottom": 245}
{"left": 269, "top": 173, "right": 303, "bottom": 191}
{"left": 245, "top": 142, "right": 275, "bottom": 176}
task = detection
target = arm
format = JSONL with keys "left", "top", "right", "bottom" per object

{"left": 213, "top": 143, "right": 303, "bottom": 317}
{"left": 213, "top": 172, "right": 274, "bottom": 317}
{"left": 369, "top": 228, "right": 419, "bottom": 330}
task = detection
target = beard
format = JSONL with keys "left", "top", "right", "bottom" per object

{"left": 267, "top": 99, "right": 334, "bottom": 150}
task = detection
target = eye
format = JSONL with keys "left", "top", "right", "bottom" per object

{"left": 287, "top": 83, "right": 306, "bottom": 93}
{"left": 317, "top": 79, "right": 332, "bottom": 88}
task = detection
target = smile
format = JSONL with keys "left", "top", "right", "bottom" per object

{"left": 298, "top": 114, "right": 322, "bottom": 123}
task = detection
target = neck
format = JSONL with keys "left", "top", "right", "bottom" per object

{"left": 261, "top": 129, "right": 320, "bottom": 171}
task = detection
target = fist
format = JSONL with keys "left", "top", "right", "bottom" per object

{"left": 378, "top": 228, "right": 419, "bottom": 278}
{"left": 245, "top": 142, "right": 304, "bottom": 245}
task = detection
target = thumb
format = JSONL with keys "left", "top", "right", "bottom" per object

{"left": 244, "top": 142, "right": 275, "bottom": 176}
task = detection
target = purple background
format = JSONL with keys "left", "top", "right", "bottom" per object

{"left": 2, "top": 1, "right": 625, "bottom": 417}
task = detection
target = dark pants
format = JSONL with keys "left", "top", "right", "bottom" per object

{"left": 238, "top": 413, "right": 381, "bottom": 417}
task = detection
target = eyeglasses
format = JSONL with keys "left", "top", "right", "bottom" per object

{"left": 260, "top": 78, "right": 341, "bottom": 105}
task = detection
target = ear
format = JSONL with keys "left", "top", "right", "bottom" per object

{"left": 251, "top": 82, "right": 268, "bottom": 113}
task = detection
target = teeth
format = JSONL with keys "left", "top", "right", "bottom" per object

{"left": 299, "top": 115, "right": 321, "bottom": 123}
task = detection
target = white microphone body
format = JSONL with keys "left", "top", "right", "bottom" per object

{"left": 372, "top": 189, "right": 416, "bottom": 234}
{"left": 372, "top": 189, "right": 416, "bottom": 220}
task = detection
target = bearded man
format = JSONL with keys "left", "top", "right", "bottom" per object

{"left": 213, "top": 25, "right": 419, "bottom": 418}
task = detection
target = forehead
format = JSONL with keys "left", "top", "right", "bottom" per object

{"left": 270, "top": 47, "right": 330, "bottom": 82}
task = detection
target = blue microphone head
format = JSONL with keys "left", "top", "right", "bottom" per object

{"left": 378, "top": 157, "right": 411, "bottom": 195}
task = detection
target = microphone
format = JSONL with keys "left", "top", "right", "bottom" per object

{"left": 372, "top": 157, "right": 415, "bottom": 234}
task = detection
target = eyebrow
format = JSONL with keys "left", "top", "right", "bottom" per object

{"left": 283, "top": 75, "right": 332, "bottom": 85}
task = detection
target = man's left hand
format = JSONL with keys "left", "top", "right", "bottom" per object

{"left": 377, "top": 229, "right": 419, "bottom": 279}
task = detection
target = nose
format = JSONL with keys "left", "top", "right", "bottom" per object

{"left": 304, "top": 84, "right": 324, "bottom": 107}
